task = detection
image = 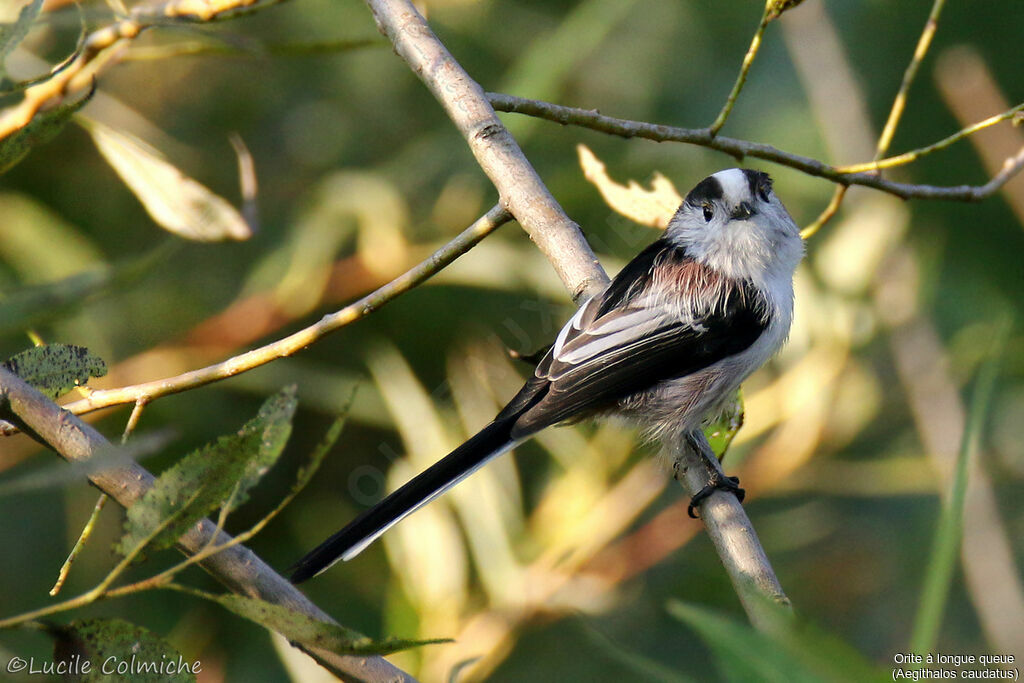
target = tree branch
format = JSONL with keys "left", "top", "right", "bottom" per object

{"left": 487, "top": 92, "right": 1024, "bottom": 201}
{"left": 671, "top": 433, "right": 789, "bottom": 627}
{"left": 0, "top": 368, "right": 416, "bottom": 683}
{"left": 363, "top": 0, "right": 607, "bottom": 303}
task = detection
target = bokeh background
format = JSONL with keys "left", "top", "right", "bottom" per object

{"left": 1, "top": 0, "right": 1022, "bottom": 680}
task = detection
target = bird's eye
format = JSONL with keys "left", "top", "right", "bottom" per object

{"left": 757, "top": 183, "right": 771, "bottom": 202}
{"left": 702, "top": 204, "right": 714, "bottom": 222}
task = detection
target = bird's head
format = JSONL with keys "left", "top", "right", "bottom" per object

{"left": 666, "top": 168, "right": 804, "bottom": 285}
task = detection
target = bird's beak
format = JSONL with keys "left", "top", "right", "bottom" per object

{"left": 730, "top": 201, "right": 756, "bottom": 220}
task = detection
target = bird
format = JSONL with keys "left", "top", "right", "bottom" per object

{"left": 290, "top": 168, "right": 805, "bottom": 583}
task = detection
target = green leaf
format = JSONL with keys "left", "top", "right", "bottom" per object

{"left": 1, "top": 344, "right": 107, "bottom": 400}
{"left": 82, "top": 119, "right": 253, "bottom": 242}
{"left": 910, "top": 316, "right": 1010, "bottom": 653}
{"left": 0, "top": 0, "right": 43, "bottom": 75}
{"left": 209, "top": 593, "right": 449, "bottom": 656}
{"left": 225, "top": 385, "right": 298, "bottom": 512}
{"left": 667, "top": 600, "right": 885, "bottom": 683}
{"left": 49, "top": 617, "right": 196, "bottom": 683}
{"left": 703, "top": 389, "right": 744, "bottom": 461}
{"left": 116, "top": 387, "right": 297, "bottom": 557}
{"left": 0, "top": 90, "right": 91, "bottom": 174}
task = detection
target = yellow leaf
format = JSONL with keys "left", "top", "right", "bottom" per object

{"left": 85, "top": 120, "right": 252, "bottom": 242}
{"left": 576, "top": 144, "right": 681, "bottom": 229}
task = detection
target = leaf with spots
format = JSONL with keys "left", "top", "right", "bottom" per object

{"left": 49, "top": 618, "right": 195, "bottom": 683}
{"left": 1, "top": 344, "right": 107, "bottom": 400}
{"left": 116, "top": 386, "right": 297, "bottom": 558}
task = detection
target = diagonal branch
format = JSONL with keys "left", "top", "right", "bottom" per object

{"left": 0, "top": 367, "right": 416, "bottom": 683}
{"left": 363, "top": 0, "right": 607, "bottom": 304}
{"left": 804, "top": 0, "right": 950, "bottom": 237}
{"left": 671, "top": 432, "right": 789, "bottom": 627}
{"left": 839, "top": 103, "right": 1024, "bottom": 174}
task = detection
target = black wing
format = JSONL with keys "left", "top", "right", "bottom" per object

{"left": 501, "top": 238, "right": 769, "bottom": 437}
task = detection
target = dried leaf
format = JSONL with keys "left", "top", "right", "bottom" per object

{"left": 577, "top": 144, "right": 681, "bottom": 229}
{"left": 85, "top": 120, "right": 252, "bottom": 242}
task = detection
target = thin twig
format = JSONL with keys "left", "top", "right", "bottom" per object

{"left": 121, "top": 399, "right": 149, "bottom": 441}
{"left": 487, "top": 93, "right": 1024, "bottom": 201}
{"left": 49, "top": 494, "right": 108, "bottom": 596}
{"left": 122, "top": 38, "right": 387, "bottom": 61}
{"left": 51, "top": 205, "right": 511, "bottom": 419}
{"left": 841, "top": 102, "right": 1024, "bottom": 174}
{"left": 707, "top": 5, "right": 772, "bottom": 137}
{"left": 49, "top": 390, "right": 149, "bottom": 594}
{"left": 0, "top": 367, "right": 416, "bottom": 683}
{"left": 875, "top": 0, "right": 947, "bottom": 159}
{"left": 801, "top": 185, "right": 847, "bottom": 239}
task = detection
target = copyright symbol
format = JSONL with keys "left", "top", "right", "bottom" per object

{"left": 7, "top": 656, "right": 27, "bottom": 673}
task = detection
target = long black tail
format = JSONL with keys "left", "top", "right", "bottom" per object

{"left": 290, "top": 417, "right": 517, "bottom": 583}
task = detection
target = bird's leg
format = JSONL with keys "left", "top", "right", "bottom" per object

{"left": 683, "top": 431, "right": 745, "bottom": 519}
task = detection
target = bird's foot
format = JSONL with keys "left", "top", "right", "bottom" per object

{"left": 687, "top": 472, "right": 745, "bottom": 519}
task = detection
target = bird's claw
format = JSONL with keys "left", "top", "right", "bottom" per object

{"left": 687, "top": 474, "right": 745, "bottom": 519}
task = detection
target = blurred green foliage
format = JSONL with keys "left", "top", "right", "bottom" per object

{"left": 1, "top": 0, "right": 1022, "bottom": 681}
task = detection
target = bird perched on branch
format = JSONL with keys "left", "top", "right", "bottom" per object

{"left": 291, "top": 168, "right": 804, "bottom": 583}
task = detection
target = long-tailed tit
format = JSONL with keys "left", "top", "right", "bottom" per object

{"left": 291, "top": 168, "right": 804, "bottom": 583}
